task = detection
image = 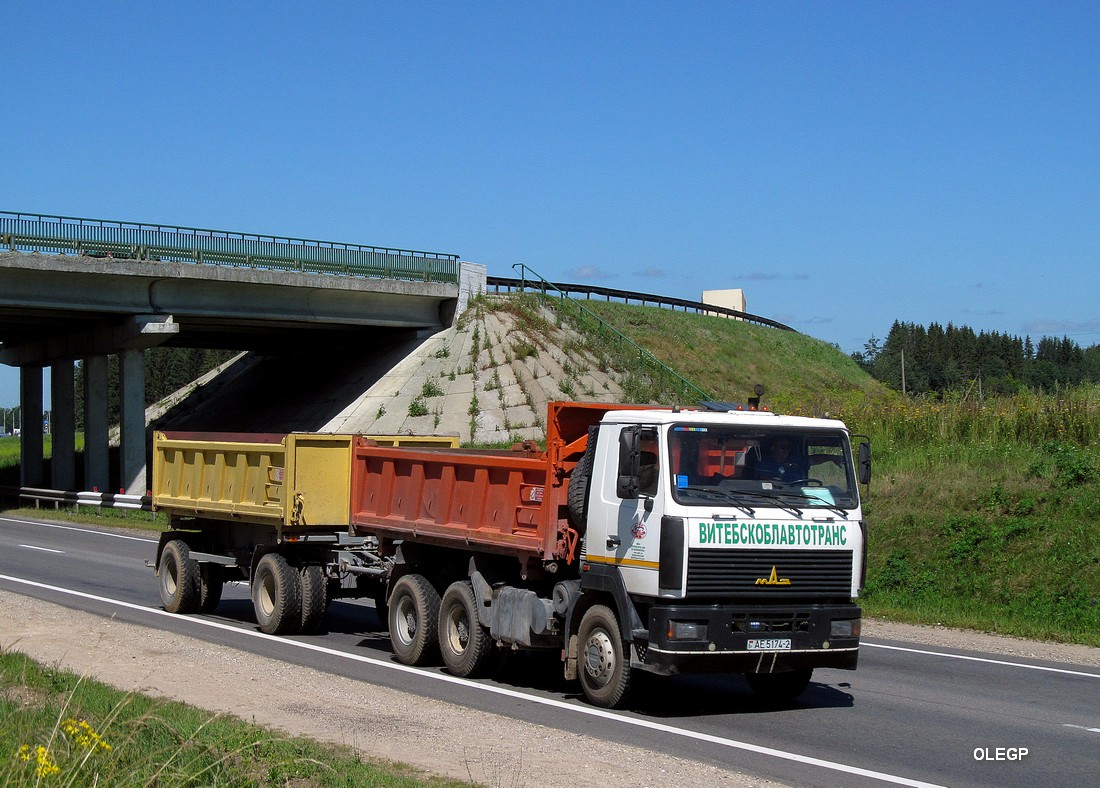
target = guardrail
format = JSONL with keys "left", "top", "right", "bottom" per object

{"left": 0, "top": 210, "right": 460, "bottom": 284}
{"left": 0, "top": 485, "right": 152, "bottom": 512}
{"left": 501, "top": 263, "right": 713, "bottom": 402}
{"left": 487, "top": 275, "right": 794, "bottom": 332}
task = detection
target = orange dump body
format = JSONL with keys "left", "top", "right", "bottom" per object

{"left": 349, "top": 401, "right": 656, "bottom": 568}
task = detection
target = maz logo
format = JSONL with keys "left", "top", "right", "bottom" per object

{"left": 755, "top": 566, "right": 791, "bottom": 586}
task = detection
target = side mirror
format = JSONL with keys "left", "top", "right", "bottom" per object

{"left": 617, "top": 427, "right": 641, "bottom": 499}
{"left": 858, "top": 441, "right": 871, "bottom": 486}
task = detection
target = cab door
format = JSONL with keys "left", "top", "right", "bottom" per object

{"left": 587, "top": 424, "right": 664, "bottom": 596}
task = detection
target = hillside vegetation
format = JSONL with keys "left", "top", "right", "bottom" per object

{"left": 573, "top": 299, "right": 1100, "bottom": 647}
{"left": 579, "top": 300, "right": 888, "bottom": 409}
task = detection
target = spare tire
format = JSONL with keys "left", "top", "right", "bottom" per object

{"left": 567, "top": 426, "right": 599, "bottom": 534}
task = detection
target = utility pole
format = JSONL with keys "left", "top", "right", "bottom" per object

{"left": 901, "top": 348, "right": 907, "bottom": 396}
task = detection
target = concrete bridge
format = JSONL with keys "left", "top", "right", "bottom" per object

{"left": 0, "top": 211, "right": 483, "bottom": 495}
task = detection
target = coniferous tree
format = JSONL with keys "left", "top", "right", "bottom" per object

{"left": 862, "top": 323, "right": 1097, "bottom": 395}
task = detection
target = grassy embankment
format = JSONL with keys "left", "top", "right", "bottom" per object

{"left": 0, "top": 650, "right": 465, "bottom": 786}
{"left": 580, "top": 300, "right": 1100, "bottom": 647}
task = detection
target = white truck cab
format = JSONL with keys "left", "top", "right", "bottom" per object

{"left": 577, "top": 403, "right": 867, "bottom": 697}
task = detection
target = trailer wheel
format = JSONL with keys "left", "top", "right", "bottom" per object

{"left": 577, "top": 604, "right": 632, "bottom": 708}
{"left": 299, "top": 565, "right": 328, "bottom": 633}
{"left": 197, "top": 564, "right": 224, "bottom": 614}
{"left": 159, "top": 539, "right": 201, "bottom": 614}
{"left": 567, "top": 426, "right": 598, "bottom": 534}
{"left": 252, "top": 553, "right": 302, "bottom": 635}
{"left": 438, "top": 581, "right": 493, "bottom": 677}
{"left": 388, "top": 574, "right": 440, "bottom": 665}
{"left": 745, "top": 668, "right": 813, "bottom": 701}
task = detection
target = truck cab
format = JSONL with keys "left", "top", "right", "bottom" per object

{"left": 573, "top": 405, "right": 866, "bottom": 705}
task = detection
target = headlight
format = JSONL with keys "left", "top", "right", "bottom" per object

{"left": 667, "top": 621, "right": 708, "bottom": 640}
{"left": 830, "top": 619, "right": 860, "bottom": 638}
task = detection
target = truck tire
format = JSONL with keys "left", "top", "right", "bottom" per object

{"left": 745, "top": 668, "right": 813, "bottom": 701}
{"left": 577, "top": 604, "right": 632, "bottom": 708}
{"left": 300, "top": 565, "right": 328, "bottom": 634}
{"left": 159, "top": 539, "right": 201, "bottom": 614}
{"left": 389, "top": 574, "right": 440, "bottom": 665}
{"left": 567, "top": 426, "right": 598, "bottom": 534}
{"left": 438, "top": 581, "right": 493, "bottom": 677}
{"left": 252, "top": 553, "right": 302, "bottom": 635}
{"left": 197, "top": 564, "right": 224, "bottom": 614}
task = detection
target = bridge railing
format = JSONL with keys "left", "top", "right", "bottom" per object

{"left": 0, "top": 211, "right": 460, "bottom": 284}
{"left": 488, "top": 275, "right": 794, "bottom": 331}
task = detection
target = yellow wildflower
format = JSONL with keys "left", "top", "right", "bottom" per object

{"left": 62, "top": 717, "right": 113, "bottom": 752}
{"left": 16, "top": 743, "right": 60, "bottom": 778}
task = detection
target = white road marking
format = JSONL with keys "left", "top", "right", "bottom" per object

{"left": 1062, "top": 724, "right": 1100, "bottom": 734}
{"left": 0, "top": 573, "right": 942, "bottom": 788}
{"left": 17, "top": 544, "right": 64, "bottom": 554}
{"left": 863, "top": 642, "right": 1100, "bottom": 680}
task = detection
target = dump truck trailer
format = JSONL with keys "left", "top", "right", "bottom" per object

{"left": 153, "top": 399, "right": 870, "bottom": 708}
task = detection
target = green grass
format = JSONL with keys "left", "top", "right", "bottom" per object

{"left": 0, "top": 436, "right": 24, "bottom": 473}
{"left": 0, "top": 650, "right": 469, "bottom": 787}
{"left": 576, "top": 300, "right": 888, "bottom": 409}
{"left": 0, "top": 505, "right": 167, "bottom": 532}
{"left": 852, "top": 393, "right": 1100, "bottom": 646}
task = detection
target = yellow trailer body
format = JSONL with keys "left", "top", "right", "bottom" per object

{"left": 152, "top": 431, "right": 459, "bottom": 531}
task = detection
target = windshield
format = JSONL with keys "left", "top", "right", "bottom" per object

{"left": 667, "top": 424, "right": 858, "bottom": 511}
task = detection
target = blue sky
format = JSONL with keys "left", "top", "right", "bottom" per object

{"left": 2, "top": 1, "right": 1098, "bottom": 408}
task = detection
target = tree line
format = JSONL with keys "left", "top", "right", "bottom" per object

{"left": 852, "top": 321, "right": 1100, "bottom": 396}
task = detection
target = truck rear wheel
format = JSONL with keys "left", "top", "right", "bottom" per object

{"left": 389, "top": 574, "right": 440, "bottom": 665}
{"left": 252, "top": 553, "right": 302, "bottom": 635}
{"left": 577, "top": 604, "right": 632, "bottom": 708}
{"left": 300, "top": 565, "right": 327, "bottom": 633}
{"left": 159, "top": 539, "right": 201, "bottom": 614}
{"left": 438, "top": 581, "right": 492, "bottom": 677}
{"left": 745, "top": 668, "right": 813, "bottom": 701}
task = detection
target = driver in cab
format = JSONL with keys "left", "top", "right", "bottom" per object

{"left": 755, "top": 437, "right": 806, "bottom": 483}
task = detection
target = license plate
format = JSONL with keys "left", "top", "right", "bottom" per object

{"left": 747, "top": 638, "right": 792, "bottom": 651}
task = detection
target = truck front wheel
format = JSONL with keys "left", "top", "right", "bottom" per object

{"left": 438, "top": 581, "right": 492, "bottom": 677}
{"left": 159, "top": 539, "right": 200, "bottom": 614}
{"left": 389, "top": 574, "right": 440, "bottom": 665}
{"left": 577, "top": 604, "right": 632, "bottom": 708}
{"left": 745, "top": 668, "right": 813, "bottom": 701}
{"left": 252, "top": 553, "right": 302, "bottom": 635}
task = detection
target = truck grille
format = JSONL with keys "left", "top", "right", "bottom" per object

{"left": 686, "top": 549, "right": 852, "bottom": 598}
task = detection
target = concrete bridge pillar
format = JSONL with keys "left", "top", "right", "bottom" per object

{"left": 19, "top": 366, "right": 44, "bottom": 487}
{"left": 50, "top": 361, "right": 76, "bottom": 490}
{"left": 82, "top": 355, "right": 110, "bottom": 493}
{"left": 119, "top": 348, "right": 146, "bottom": 495}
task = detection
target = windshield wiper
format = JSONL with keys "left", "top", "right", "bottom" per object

{"left": 679, "top": 486, "right": 756, "bottom": 517}
{"left": 774, "top": 490, "right": 848, "bottom": 519}
{"left": 711, "top": 487, "right": 805, "bottom": 518}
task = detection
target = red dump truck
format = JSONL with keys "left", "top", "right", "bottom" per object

{"left": 153, "top": 399, "right": 870, "bottom": 707}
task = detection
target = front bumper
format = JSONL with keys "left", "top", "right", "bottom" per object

{"left": 637, "top": 602, "right": 861, "bottom": 675}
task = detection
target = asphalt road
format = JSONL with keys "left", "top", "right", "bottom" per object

{"left": 2, "top": 513, "right": 1098, "bottom": 787}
